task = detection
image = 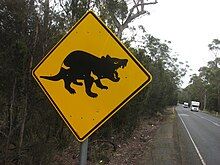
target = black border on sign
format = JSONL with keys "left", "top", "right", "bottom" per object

{"left": 32, "top": 11, "right": 152, "bottom": 142}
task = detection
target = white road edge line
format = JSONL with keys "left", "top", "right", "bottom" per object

{"left": 200, "top": 116, "right": 220, "bottom": 127}
{"left": 178, "top": 115, "right": 206, "bottom": 165}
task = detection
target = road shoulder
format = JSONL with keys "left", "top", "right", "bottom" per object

{"left": 139, "top": 107, "right": 182, "bottom": 165}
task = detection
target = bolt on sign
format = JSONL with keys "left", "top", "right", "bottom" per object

{"left": 32, "top": 11, "right": 152, "bottom": 142}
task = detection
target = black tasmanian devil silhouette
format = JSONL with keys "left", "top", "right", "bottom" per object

{"left": 40, "top": 50, "right": 128, "bottom": 98}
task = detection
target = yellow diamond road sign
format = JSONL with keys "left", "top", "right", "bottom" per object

{"left": 32, "top": 11, "right": 152, "bottom": 142}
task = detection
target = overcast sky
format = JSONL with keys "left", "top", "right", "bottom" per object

{"left": 132, "top": 0, "right": 220, "bottom": 88}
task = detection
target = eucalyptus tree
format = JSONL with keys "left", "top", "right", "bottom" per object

{"left": 208, "top": 39, "right": 220, "bottom": 59}
{"left": 207, "top": 39, "right": 220, "bottom": 112}
{"left": 199, "top": 58, "right": 220, "bottom": 112}
{"left": 0, "top": 0, "right": 72, "bottom": 163}
{"left": 95, "top": 0, "right": 158, "bottom": 38}
{"left": 55, "top": 0, "right": 94, "bottom": 30}
{"left": 188, "top": 74, "right": 206, "bottom": 108}
{"left": 0, "top": 0, "right": 36, "bottom": 163}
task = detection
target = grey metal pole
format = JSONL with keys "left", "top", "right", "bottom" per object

{"left": 80, "top": 138, "right": 89, "bottom": 165}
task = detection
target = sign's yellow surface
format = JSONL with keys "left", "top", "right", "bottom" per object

{"left": 32, "top": 11, "right": 152, "bottom": 142}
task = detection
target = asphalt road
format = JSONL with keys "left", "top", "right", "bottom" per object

{"left": 176, "top": 105, "right": 220, "bottom": 165}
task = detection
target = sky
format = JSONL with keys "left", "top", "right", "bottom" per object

{"left": 131, "top": 0, "right": 220, "bottom": 88}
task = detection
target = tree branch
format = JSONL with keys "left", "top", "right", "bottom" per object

{"left": 127, "top": 0, "right": 158, "bottom": 24}
{"left": 121, "top": 0, "right": 157, "bottom": 27}
{"left": 131, "top": 1, "right": 158, "bottom": 11}
{"left": 111, "top": 13, "right": 121, "bottom": 29}
{"left": 0, "top": 131, "right": 8, "bottom": 138}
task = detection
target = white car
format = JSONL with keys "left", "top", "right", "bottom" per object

{"left": 183, "top": 102, "right": 189, "bottom": 108}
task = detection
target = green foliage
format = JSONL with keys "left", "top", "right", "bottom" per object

{"left": 208, "top": 39, "right": 220, "bottom": 58}
{"left": 106, "top": 0, "right": 128, "bottom": 21}
{"left": 178, "top": 75, "right": 206, "bottom": 107}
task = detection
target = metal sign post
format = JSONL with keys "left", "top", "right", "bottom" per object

{"left": 80, "top": 138, "right": 89, "bottom": 165}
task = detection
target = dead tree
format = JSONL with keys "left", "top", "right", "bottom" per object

{"left": 112, "top": 0, "right": 158, "bottom": 38}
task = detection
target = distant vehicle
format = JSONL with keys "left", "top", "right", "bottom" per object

{"left": 183, "top": 102, "right": 189, "bottom": 108}
{"left": 190, "top": 101, "right": 200, "bottom": 112}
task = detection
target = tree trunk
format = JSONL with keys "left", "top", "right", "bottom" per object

{"left": 18, "top": 93, "right": 28, "bottom": 155}
{"left": 218, "top": 86, "right": 220, "bottom": 113}
{"left": 5, "top": 77, "right": 17, "bottom": 163}
{"left": 18, "top": 54, "right": 33, "bottom": 157}
{"left": 18, "top": 1, "right": 37, "bottom": 154}
{"left": 42, "top": 0, "right": 49, "bottom": 55}
{"left": 203, "top": 90, "right": 206, "bottom": 111}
